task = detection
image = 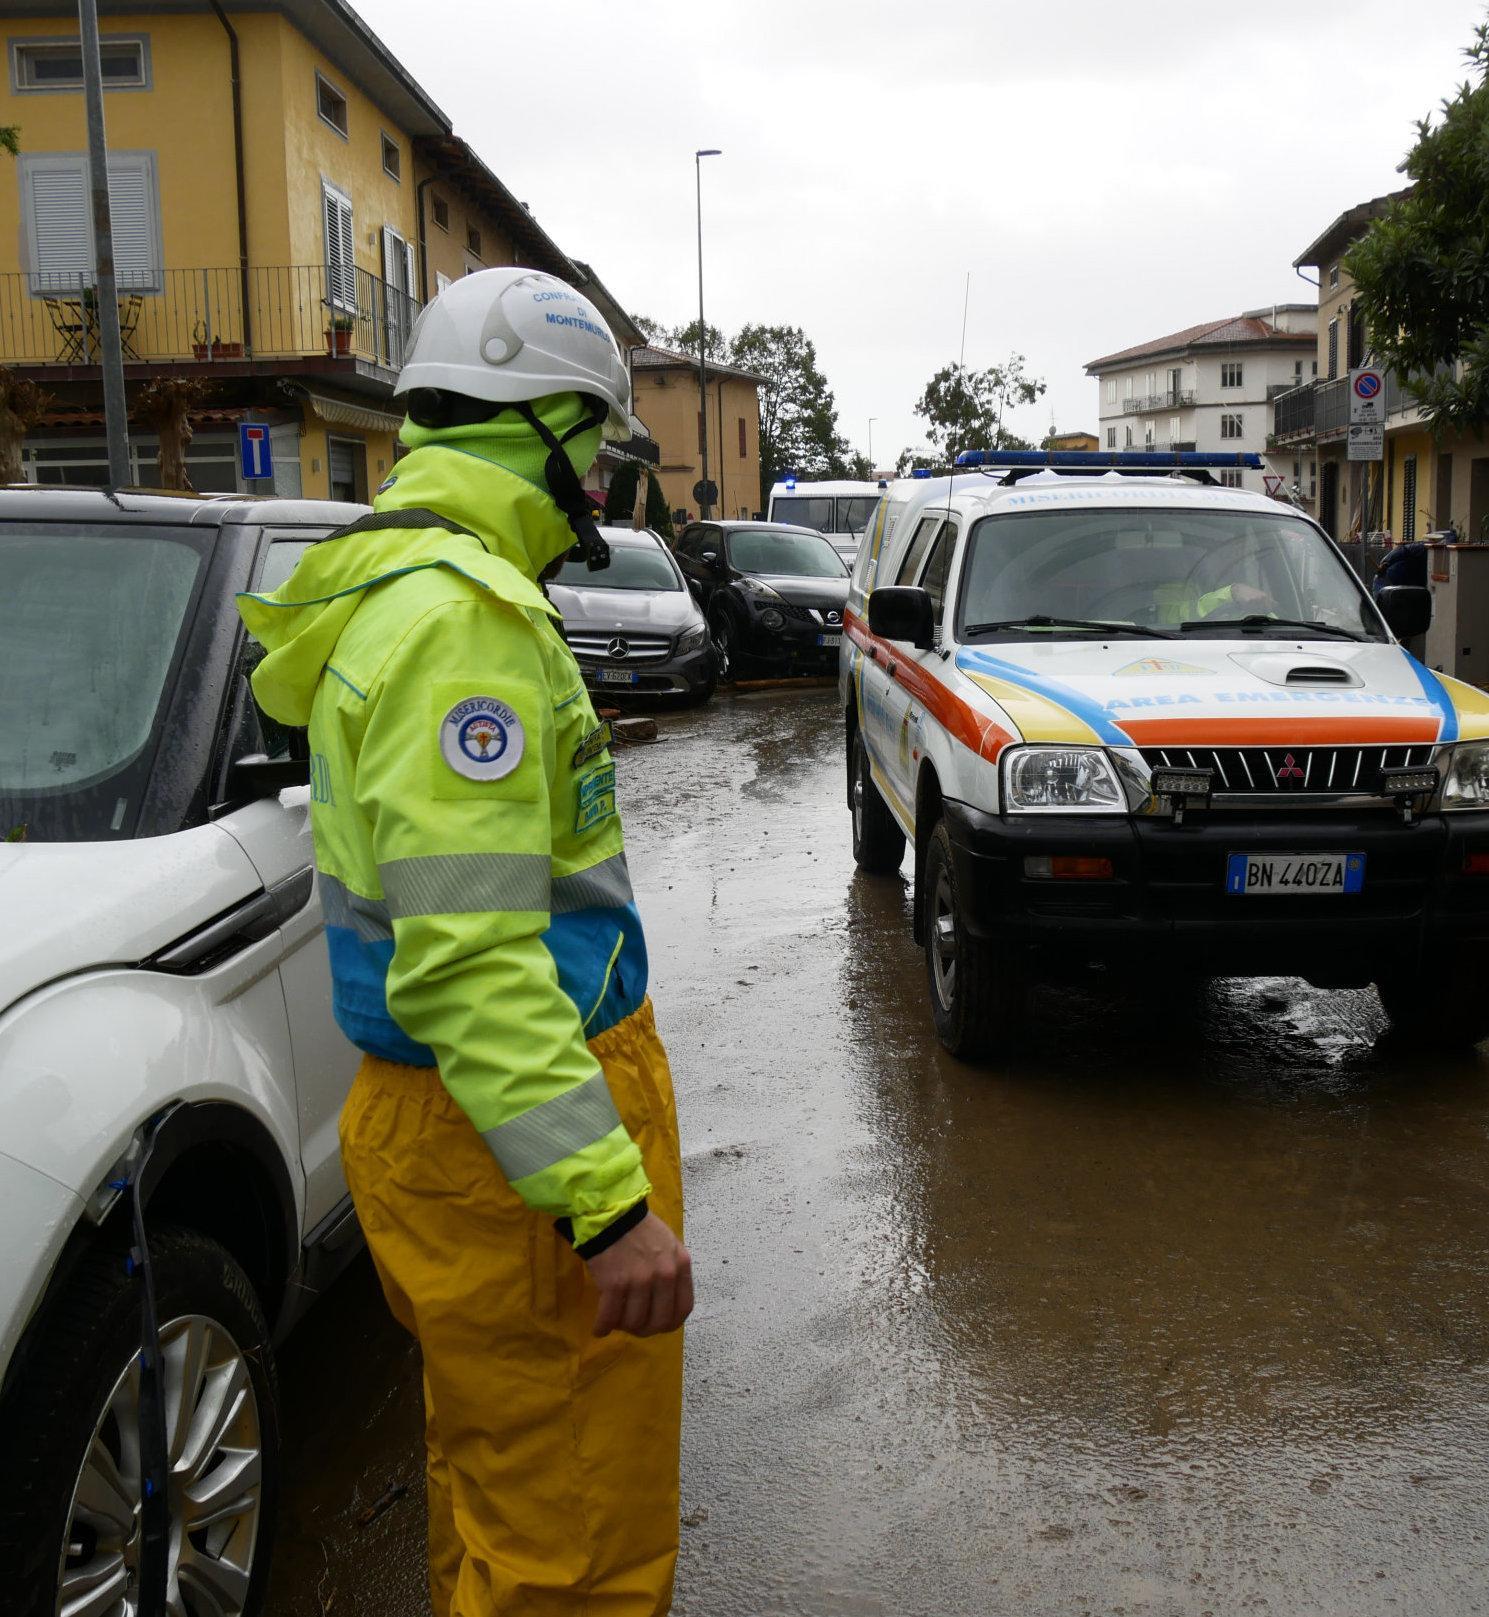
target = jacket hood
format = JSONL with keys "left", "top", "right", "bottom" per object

{"left": 237, "top": 430, "right": 581, "bottom": 726}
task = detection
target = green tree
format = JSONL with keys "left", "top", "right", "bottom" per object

{"left": 912, "top": 355, "right": 1046, "bottom": 466}
{"left": 729, "top": 323, "right": 849, "bottom": 504}
{"left": 603, "top": 461, "right": 673, "bottom": 539}
{"left": 671, "top": 318, "right": 730, "bottom": 362}
{"left": 1346, "top": 19, "right": 1489, "bottom": 433}
{"left": 632, "top": 314, "right": 670, "bottom": 345}
{"left": 0, "top": 128, "right": 17, "bottom": 158}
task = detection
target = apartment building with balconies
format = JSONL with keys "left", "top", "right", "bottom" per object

{"left": 1086, "top": 307, "right": 1317, "bottom": 496}
{"left": 0, "top": 0, "right": 657, "bottom": 498}
{"left": 1271, "top": 189, "right": 1489, "bottom": 548}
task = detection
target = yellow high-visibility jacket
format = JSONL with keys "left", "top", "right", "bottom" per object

{"left": 238, "top": 443, "right": 650, "bottom": 1245}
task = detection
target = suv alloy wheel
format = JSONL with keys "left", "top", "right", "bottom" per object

{"left": 0, "top": 1226, "right": 280, "bottom": 1617}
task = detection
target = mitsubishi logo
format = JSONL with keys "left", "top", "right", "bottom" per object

{"left": 1276, "top": 752, "right": 1306, "bottom": 786}
{"left": 607, "top": 636, "right": 630, "bottom": 661}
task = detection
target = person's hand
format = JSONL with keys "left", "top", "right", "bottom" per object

{"left": 585, "top": 1211, "right": 694, "bottom": 1338}
{"left": 1230, "top": 583, "right": 1272, "bottom": 608}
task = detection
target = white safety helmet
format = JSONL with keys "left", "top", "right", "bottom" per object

{"left": 394, "top": 267, "right": 632, "bottom": 440}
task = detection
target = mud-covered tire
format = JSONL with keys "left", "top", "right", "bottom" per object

{"left": 1375, "top": 970, "right": 1489, "bottom": 1046}
{"left": 851, "top": 730, "right": 906, "bottom": 873}
{"left": 0, "top": 1225, "right": 280, "bottom": 1617}
{"left": 923, "top": 818, "right": 1025, "bottom": 1059}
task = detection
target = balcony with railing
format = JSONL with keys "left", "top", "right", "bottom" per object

{"left": 0, "top": 264, "right": 421, "bottom": 379}
{"left": 1121, "top": 389, "right": 1197, "bottom": 414}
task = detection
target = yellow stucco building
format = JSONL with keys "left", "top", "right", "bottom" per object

{"left": 631, "top": 346, "right": 764, "bottom": 522}
{"left": 0, "top": 0, "right": 652, "bottom": 497}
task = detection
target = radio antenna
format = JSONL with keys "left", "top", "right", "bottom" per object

{"left": 945, "top": 270, "right": 971, "bottom": 511}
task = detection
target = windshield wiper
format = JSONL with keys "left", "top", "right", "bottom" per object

{"left": 963, "top": 615, "right": 1177, "bottom": 639}
{"left": 1177, "top": 615, "right": 1366, "bottom": 641}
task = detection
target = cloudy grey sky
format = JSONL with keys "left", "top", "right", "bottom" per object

{"left": 357, "top": 0, "right": 1483, "bottom": 468}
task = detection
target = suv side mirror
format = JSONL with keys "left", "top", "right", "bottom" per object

{"left": 228, "top": 752, "right": 311, "bottom": 797}
{"left": 869, "top": 586, "right": 936, "bottom": 650}
{"left": 700, "top": 549, "right": 720, "bottom": 569}
{"left": 1378, "top": 585, "right": 1432, "bottom": 640}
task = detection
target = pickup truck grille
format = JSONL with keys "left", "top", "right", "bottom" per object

{"left": 566, "top": 630, "right": 673, "bottom": 664}
{"left": 1140, "top": 744, "right": 1435, "bottom": 794}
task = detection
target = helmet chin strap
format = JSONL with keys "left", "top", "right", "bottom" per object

{"left": 512, "top": 397, "right": 611, "bottom": 572}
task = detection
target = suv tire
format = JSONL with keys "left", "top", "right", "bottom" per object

{"left": 851, "top": 730, "right": 906, "bottom": 873}
{"left": 0, "top": 1225, "right": 280, "bottom": 1617}
{"left": 1375, "top": 970, "right": 1489, "bottom": 1047}
{"left": 923, "top": 818, "right": 1025, "bottom": 1058}
{"left": 709, "top": 609, "right": 741, "bottom": 683}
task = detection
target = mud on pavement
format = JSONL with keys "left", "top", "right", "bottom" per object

{"left": 272, "top": 687, "right": 1489, "bottom": 1617}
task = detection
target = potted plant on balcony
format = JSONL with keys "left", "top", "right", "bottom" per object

{"left": 325, "top": 312, "right": 356, "bottom": 357}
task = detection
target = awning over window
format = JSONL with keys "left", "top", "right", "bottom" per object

{"left": 302, "top": 390, "right": 405, "bottom": 434}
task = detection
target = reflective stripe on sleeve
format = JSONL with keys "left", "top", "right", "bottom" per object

{"left": 379, "top": 850, "right": 551, "bottom": 918}
{"left": 319, "top": 872, "right": 393, "bottom": 942}
{"left": 551, "top": 851, "right": 634, "bottom": 913}
{"left": 482, "top": 1069, "right": 624, "bottom": 1181}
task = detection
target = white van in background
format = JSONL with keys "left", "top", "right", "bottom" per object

{"left": 768, "top": 478, "right": 884, "bottom": 565}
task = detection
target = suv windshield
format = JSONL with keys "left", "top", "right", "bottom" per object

{"left": 728, "top": 528, "right": 847, "bottom": 578}
{"left": 553, "top": 544, "right": 680, "bottom": 592}
{"left": 1, "top": 527, "right": 208, "bottom": 841}
{"left": 958, "top": 506, "right": 1386, "bottom": 642}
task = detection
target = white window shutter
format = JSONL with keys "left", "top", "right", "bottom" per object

{"left": 106, "top": 157, "right": 155, "bottom": 290}
{"left": 324, "top": 187, "right": 355, "bottom": 309}
{"left": 26, "top": 161, "right": 91, "bottom": 290}
{"left": 339, "top": 199, "right": 355, "bottom": 308}
{"left": 404, "top": 240, "right": 416, "bottom": 303}
{"left": 381, "top": 225, "right": 398, "bottom": 290}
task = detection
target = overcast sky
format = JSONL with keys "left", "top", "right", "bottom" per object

{"left": 356, "top": 0, "right": 1484, "bottom": 469}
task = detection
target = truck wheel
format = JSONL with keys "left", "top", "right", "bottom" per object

{"left": 1375, "top": 971, "right": 1489, "bottom": 1046}
{"left": 851, "top": 730, "right": 906, "bottom": 873}
{"left": 0, "top": 1225, "right": 280, "bottom": 1617}
{"left": 923, "top": 818, "right": 1024, "bottom": 1058}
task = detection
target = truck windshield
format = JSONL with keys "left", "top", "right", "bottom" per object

{"left": 957, "top": 507, "right": 1387, "bottom": 642}
{"left": 771, "top": 496, "right": 834, "bottom": 532}
{"left": 0, "top": 526, "right": 208, "bottom": 841}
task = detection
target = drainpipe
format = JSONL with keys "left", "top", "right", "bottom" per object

{"left": 208, "top": 2, "right": 251, "bottom": 355}
{"left": 416, "top": 174, "right": 433, "bottom": 302}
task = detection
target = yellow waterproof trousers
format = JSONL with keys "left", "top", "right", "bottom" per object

{"left": 339, "top": 1000, "right": 685, "bottom": 1616}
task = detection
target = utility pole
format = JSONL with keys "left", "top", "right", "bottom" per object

{"left": 694, "top": 148, "right": 720, "bottom": 519}
{"left": 79, "top": 0, "right": 130, "bottom": 490}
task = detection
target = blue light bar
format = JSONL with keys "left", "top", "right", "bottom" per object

{"left": 954, "top": 449, "right": 1264, "bottom": 470}
{"left": 910, "top": 468, "right": 933, "bottom": 478}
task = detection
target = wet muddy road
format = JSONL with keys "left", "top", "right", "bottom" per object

{"left": 271, "top": 687, "right": 1489, "bottom": 1616}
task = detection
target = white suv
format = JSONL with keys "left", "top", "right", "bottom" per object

{"left": 0, "top": 489, "right": 365, "bottom": 1616}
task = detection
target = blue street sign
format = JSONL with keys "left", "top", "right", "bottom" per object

{"left": 239, "top": 421, "right": 274, "bottom": 482}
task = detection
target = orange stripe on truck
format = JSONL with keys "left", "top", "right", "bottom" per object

{"left": 1119, "top": 715, "right": 1440, "bottom": 745}
{"left": 846, "top": 609, "right": 1016, "bottom": 762}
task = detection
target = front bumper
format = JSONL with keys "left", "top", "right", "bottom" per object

{"left": 943, "top": 798, "right": 1489, "bottom": 980}
{"left": 575, "top": 641, "right": 717, "bottom": 698}
{"left": 738, "top": 611, "right": 844, "bottom": 669}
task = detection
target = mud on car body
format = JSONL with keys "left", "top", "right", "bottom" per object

{"left": 840, "top": 453, "right": 1489, "bottom": 1056}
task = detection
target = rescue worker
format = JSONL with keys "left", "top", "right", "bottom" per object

{"left": 238, "top": 267, "right": 692, "bottom": 1616}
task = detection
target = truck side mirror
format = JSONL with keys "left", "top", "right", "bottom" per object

{"left": 1378, "top": 585, "right": 1432, "bottom": 641}
{"left": 868, "top": 586, "right": 935, "bottom": 650}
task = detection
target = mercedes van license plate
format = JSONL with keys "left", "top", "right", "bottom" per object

{"left": 1225, "top": 853, "right": 1365, "bottom": 895}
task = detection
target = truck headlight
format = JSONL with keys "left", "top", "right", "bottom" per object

{"left": 1002, "top": 746, "right": 1126, "bottom": 813}
{"left": 676, "top": 624, "right": 708, "bottom": 654}
{"left": 1443, "top": 742, "right": 1489, "bottom": 808}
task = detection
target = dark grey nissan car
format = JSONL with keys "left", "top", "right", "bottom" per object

{"left": 548, "top": 527, "right": 718, "bottom": 704}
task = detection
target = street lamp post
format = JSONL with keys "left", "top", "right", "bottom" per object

{"left": 868, "top": 417, "right": 876, "bottom": 475}
{"left": 695, "top": 148, "right": 721, "bottom": 520}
